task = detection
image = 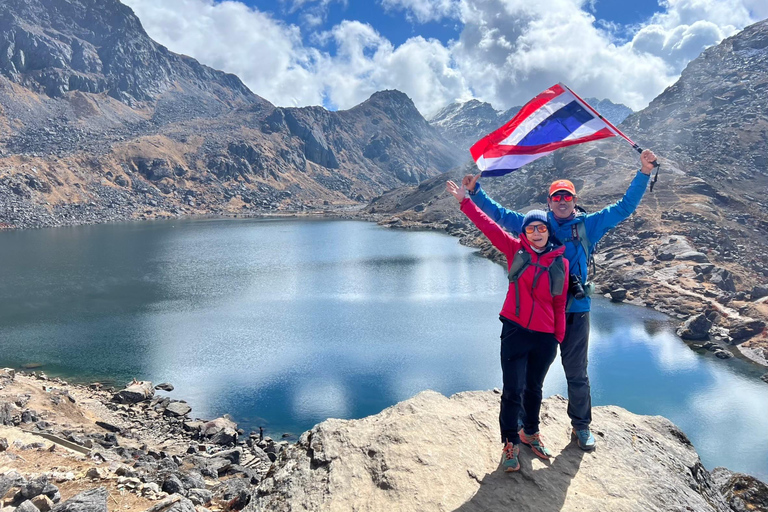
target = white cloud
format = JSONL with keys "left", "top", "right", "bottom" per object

{"left": 314, "top": 21, "right": 470, "bottom": 115}
{"left": 380, "top": 0, "right": 461, "bottom": 23}
{"left": 124, "top": 0, "right": 767, "bottom": 116}
{"left": 124, "top": 0, "right": 324, "bottom": 107}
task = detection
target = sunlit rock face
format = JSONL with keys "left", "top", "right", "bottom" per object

{"left": 251, "top": 390, "right": 746, "bottom": 512}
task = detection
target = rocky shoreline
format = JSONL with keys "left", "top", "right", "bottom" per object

{"left": 3, "top": 369, "right": 768, "bottom": 512}
{"left": 0, "top": 368, "right": 280, "bottom": 512}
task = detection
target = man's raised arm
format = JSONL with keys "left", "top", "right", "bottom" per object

{"left": 584, "top": 149, "right": 656, "bottom": 243}
{"left": 462, "top": 173, "right": 525, "bottom": 234}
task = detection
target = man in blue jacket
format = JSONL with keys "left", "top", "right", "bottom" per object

{"left": 462, "top": 149, "right": 657, "bottom": 450}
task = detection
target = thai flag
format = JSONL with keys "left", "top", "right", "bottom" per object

{"left": 470, "top": 83, "right": 619, "bottom": 177}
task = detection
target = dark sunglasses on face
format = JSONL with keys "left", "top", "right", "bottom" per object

{"left": 550, "top": 193, "right": 574, "bottom": 202}
{"left": 524, "top": 224, "right": 549, "bottom": 234}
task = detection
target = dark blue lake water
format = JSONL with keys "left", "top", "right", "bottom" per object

{"left": 0, "top": 218, "right": 766, "bottom": 481}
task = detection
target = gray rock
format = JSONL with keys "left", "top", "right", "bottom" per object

{"left": 50, "top": 487, "right": 107, "bottom": 512}
{"left": 0, "top": 402, "right": 19, "bottom": 426}
{"left": 710, "top": 268, "right": 736, "bottom": 292}
{"left": 678, "top": 251, "right": 710, "bottom": 263}
{"left": 250, "top": 390, "right": 733, "bottom": 512}
{"left": 751, "top": 285, "right": 768, "bottom": 300}
{"left": 16, "top": 501, "right": 39, "bottom": 512}
{"left": 0, "top": 471, "right": 26, "bottom": 498}
{"left": 21, "top": 476, "right": 49, "bottom": 500}
{"left": 164, "top": 497, "right": 197, "bottom": 512}
{"left": 711, "top": 467, "right": 768, "bottom": 512}
{"left": 677, "top": 314, "right": 712, "bottom": 340}
{"left": 179, "top": 471, "right": 205, "bottom": 491}
{"left": 0, "top": 438, "right": 8, "bottom": 452}
{"left": 188, "top": 456, "right": 231, "bottom": 479}
{"left": 186, "top": 489, "right": 212, "bottom": 507}
{"left": 161, "top": 475, "right": 184, "bottom": 496}
{"left": 728, "top": 319, "right": 766, "bottom": 342}
{"left": 214, "top": 449, "right": 242, "bottom": 465}
{"left": 31, "top": 495, "right": 54, "bottom": 512}
{"left": 210, "top": 428, "right": 237, "bottom": 446}
{"left": 609, "top": 288, "right": 627, "bottom": 302}
{"left": 155, "top": 383, "right": 174, "bottom": 392}
{"left": 112, "top": 381, "right": 154, "bottom": 404}
{"left": 163, "top": 402, "right": 191, "bottom": 418}
{"left": 761, "top": 374, "right": 768, "bottom": 384}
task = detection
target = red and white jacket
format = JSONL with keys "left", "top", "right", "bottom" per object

{"left": 461, "top": 198, "right": 569, "bottom": 342}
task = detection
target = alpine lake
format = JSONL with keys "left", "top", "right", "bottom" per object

{"left": 0, "top": 217, "right": 766, "bottom": 481}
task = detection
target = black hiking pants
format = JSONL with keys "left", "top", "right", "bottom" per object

{"left": 499, "top": 316, "right": 558, "bottom": 444}
{"left": 559, "top": 312, "right": 592, "bottom": 429}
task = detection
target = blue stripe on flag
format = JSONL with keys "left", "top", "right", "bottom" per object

{"left": 517, "top": 101, "right": 594, "bottom": 147}
{"left": 481, "top": 167, "right": 520, "bottom": 177}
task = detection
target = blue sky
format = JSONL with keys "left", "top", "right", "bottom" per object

{"left": 125, "top": 0, "right": 768, "bottom": 116}
{"left": 245, "top": 0, "right": 662, "bottom": 49}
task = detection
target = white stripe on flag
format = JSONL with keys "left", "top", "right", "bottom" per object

{"left": 481, "top": 152, "right": 548, "bottom": 172}
{"left": 499, "top": 90, "right": 577, "bottom": 146}
{"left": 562, "top": 118, "right": 607, "bottom": 141}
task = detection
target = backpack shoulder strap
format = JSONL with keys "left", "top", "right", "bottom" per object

{"left": 548, "top": 255, "right": 566, "bottom": 296}
{"left": 507, "top": 250, "right": 531, "bottom": 318}
{"left": 575, "top": 219, "right": 590, "bottom": 256}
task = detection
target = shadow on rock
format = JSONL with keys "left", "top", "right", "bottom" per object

{"left": 453, "top": 437, "right": 585, "bottom": 512}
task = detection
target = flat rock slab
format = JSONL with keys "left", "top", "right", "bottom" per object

{"left": 251, "top": 390, "right": 731, "bottom": 512}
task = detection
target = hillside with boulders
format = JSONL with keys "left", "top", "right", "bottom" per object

{"left": 0, "top": 0, "right": 463, "bottom": 229}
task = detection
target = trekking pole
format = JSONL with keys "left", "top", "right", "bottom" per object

{"left": 560, "top": 84, "right": 661, "bottom": 191}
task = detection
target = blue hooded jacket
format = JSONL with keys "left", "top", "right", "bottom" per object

{"left": 470, "top": 170, "right": 650, "bottom": 313}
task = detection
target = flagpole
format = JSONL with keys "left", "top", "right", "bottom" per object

{"left": 560, "top": 83, "right": 661, "bottom": 191}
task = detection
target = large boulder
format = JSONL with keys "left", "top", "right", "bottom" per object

{"left": 163, "top": 402, "right": 191, "bottom": 418}
{"left": 202, "top": 417, "right": 238, "bottom": 446}
{"left": 677, "top": 313, "right": 712, "bottom": 340}
{"left": 728, "top": 319, "right": 766, "bottom": 342}
{"left": 51, "top": 487, "right": 107, "bottom": 512}
{"left": 112, "top": 381, "right": 154, "bottom": 404}
{"left": 251, "top": 390, "right": 733, "bottom": 512}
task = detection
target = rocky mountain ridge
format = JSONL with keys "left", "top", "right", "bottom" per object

{"left": 0, "top": 0, "right": 464, "bottom": 229}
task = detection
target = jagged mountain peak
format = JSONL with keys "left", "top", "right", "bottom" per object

{"left": 0, "top": 0, "right": 256, "bottom": 104}
{"left": 430, "top": 99, "right": 500, "bottom": 127}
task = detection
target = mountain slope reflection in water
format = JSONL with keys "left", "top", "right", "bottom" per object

{"left": 0, "top": 218, "right": 765, "bottom": 481}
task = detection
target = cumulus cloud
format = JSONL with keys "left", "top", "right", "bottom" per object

{"left": 124, "top": 0, "right": 767, "bottom": 116}
{"left": 314, "top": 21, "right": 470, "bottom": 114}
{"left": 124, "top": 0, "right": 324, "bottom": 107}
{"left": 628, "top": 0, "right": 768, "bottom": 70}
{"left": 283, "top": 0, "right": 348, "bottom": 28}
{"left": 380, "top": 0, "right": 462, "bottom": 23}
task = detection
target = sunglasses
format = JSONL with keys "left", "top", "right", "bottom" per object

{"left": 550, "top": 193, "right": 574, "bottom": 202}
{"left": 524, "top": 224, "right": 549, "bottom": 234}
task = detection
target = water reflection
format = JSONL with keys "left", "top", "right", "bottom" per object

{"left": 0, "top": 218, "right": 765, "bottom": 482}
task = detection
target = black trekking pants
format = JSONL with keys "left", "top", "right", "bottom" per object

{"left": 559, "top": 312, "right": 592, "bottom": 429}
{"left": 499, "top": 317, "right": 558, "bottom": 444}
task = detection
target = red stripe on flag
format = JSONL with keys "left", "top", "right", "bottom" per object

{"left": 479, "top": 128, "right": 615, "bottom": 159}
{"left": 470, "top": 84, "right": 565, "bottom": 162}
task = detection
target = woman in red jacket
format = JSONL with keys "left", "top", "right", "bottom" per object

{"left": 447, "top": 180, "right": 569, "bottom": 472}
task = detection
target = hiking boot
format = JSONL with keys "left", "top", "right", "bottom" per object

{"left": 502, "top": 442, "right": 520, "bottom": 472}
{"left": 572, "top": 428, "right": 596, "bottom": 451}
{"left": 518, "top": 428, "right": 552, "bottom": 460}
